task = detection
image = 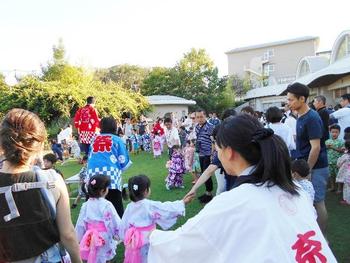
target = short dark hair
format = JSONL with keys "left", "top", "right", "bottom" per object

{"left": 341, "top": 93, "right": 350, "bottom": 101}
{"left": 164, "top": 117, "right": 172, "bottom": 124}
{"left": 266, "top": 107, "right": 283, "bottom": 123}
{"left": 100, "top": 117, "right": 117, "bottom": 135}
{"left": 43, "top": 153, "right": 57, "bottom": 164}
{"left": 291, "top": 159, "right": 310, "bottom": 178}
{"left": 286, "top": 82, "right": 310, "bottom": 101}
{"left": 329, "top": 124, "right": 341, "bottom": 132}
{"left": 221, "top": 108, "right": 237, "bottom": 120}
{"left": 314, "top": 95, "right": 326, "bottom": 105}
{"left": 196, "top": 109, "right": 207, "bottom": 115}
{"left": 87, "top": 175, "right": 111, "bottom": 198}
{"left": 87, "top": 96, "right": 96, "bottom": 104}
{"left": 345, "top": 141, "right": 350, "bottom": 151}
{"left": 241, "top": 106, "right": 255, "bottom": 116}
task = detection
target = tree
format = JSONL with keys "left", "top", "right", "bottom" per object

{"left": 95, "top": 64, "right": 149, "bottom": 91}
{"left": 142, "top": 48, "right": 227, "bottom": 114}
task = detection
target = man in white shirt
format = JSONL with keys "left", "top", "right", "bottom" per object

{"left": 330, "top": 93, "right": 350, "bottom": 140}
{"left": 164, "top": 117, "right": 180, "bottom": 159}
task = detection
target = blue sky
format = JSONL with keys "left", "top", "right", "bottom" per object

{"left": 1, "top": 0, "right": 349, "bottom": 76}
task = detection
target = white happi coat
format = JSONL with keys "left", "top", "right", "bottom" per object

{"left": 148, "top": 183, "right": 337, "bottom": 263}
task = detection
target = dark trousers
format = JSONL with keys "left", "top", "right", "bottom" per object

{"left": 80, "top": 143, "right": 90, "bottom": 157}
{"left": 168, "top": 146, "right": 174, "bottom": 159}
{"left": 199, "top": 155, "right": 213, "bottom": 192}
{"left": 106, "top": 189, "right": 124, "bottom": 218}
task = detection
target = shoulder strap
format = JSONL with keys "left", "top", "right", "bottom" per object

{"left": 36, "top": 169, "right": 60, "bottom": 219}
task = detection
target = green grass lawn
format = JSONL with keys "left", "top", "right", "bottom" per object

{"left": 59, "top": 152, "right": 350, "bottom": 263}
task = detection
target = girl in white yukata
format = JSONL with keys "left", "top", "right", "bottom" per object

{"left": 75, "top": 175, "right": 122, "bottom": 263}
{"left": 121, "top": 175, "right": 193, "bottom": 263}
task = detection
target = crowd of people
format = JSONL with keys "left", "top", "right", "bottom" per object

{"left": 1, "top": 87, "right": 349, "bottom": 262}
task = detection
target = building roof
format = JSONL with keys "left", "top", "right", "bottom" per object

{"left": 296, "top": 55, "right": 350, "bottom": 87}
{"left": 226, "top": 36, "right": 319, "bottom": 54}
{"left": 245, "top": 84, "right": 288, "bottom": 100}
{"left": 146, "top": 95, "right": 196, "bottom": 105}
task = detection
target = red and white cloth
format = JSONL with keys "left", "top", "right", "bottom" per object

{"left": 74, "top": 105, "right": 100, "bottom": 144}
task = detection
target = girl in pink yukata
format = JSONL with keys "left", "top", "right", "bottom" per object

{"left": 152, "top": 131, "right": 162, "bottom": 158}
{"left": 75, "top": 175, "right": 122, "bottom": 263}
{"left": 121, "top": 175, "right": 193, "bottom": 263}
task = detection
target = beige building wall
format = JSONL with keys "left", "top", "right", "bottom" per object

{"left": 310, "top": 75, "right": 350, "bottom": 107}
{"left": 147, "top": 105, "right": 190, "bottom": 122}
{"left": 227, "top": 39, "right": 317, "bottom": 83}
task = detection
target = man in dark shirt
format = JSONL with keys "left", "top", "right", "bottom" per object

{"left": 313, "top": 95, "right": 330, "bottom": 140}
{"left": 287, "top": 83, "right": 329, "bottom": 236}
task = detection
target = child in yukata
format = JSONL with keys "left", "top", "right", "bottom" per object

{"left": 121, "top": 175, "right": 193, "bottom": 263}
{"left": 165, "top": 145, "right": 186, "bottom": 190}
{"left": 291, "top": 159, "right": 315, "bottom": 203}
{"left": 75, "top": 175, "right": 122, "bottom": 263}
{"left": 152, "top": 131, "right": 162, "bottom": 158}
{"left": 337, "top": 141, "right": 350, "bottom": 205}
{"left": 131, "top": 129, "right": 141, "bottom": 154}
{"left": 325, "top": 124, "right": 344, "bottom": 193}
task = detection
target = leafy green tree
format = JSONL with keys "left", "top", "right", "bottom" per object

{"left": 142, "top": 48, "right": 228, "bottom": 114}
{"left": 95, "top": 64, "right": 149, "bottom": 91}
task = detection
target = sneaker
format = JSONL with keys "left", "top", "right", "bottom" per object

{"left": 71, "top": 204, "right": 77, "bottom": 209}
{"left": 199, "top": 194, "right": 213, "bottom": 204}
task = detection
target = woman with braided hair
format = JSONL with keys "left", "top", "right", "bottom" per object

{"left": 0, "top": 108, "right": 81, "bottom": 263}
{"left": 148, "top": 114, "right": 336, "bottom": 263}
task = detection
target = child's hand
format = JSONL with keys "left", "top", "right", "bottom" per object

{"left": 183, "top": 193, "right": 195, "bottom": 204}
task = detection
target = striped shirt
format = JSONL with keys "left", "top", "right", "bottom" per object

{"left": 195, "top": 121, "right": 214, "bottom": 156}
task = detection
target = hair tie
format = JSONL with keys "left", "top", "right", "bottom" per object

{"left": 133, "top": 184, "right": 138, "bottom": 191}
{"left": 251, "top": 128, "right": 274, "bottom": 143}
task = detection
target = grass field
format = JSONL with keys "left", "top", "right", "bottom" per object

{"left": 59, "top": 152, "right": 350, "bottom": 263}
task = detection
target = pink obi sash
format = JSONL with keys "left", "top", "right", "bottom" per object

{"left": 80, "top": 222, "right": 107, "bottom": 263}
{"left": 124, "top": 224, "right": 156, "bottom": 263}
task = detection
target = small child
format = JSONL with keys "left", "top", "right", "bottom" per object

{"left": 191, "top": 139, "right": 201, "bottom": 183}
{"left": 131, "top": 129, "right": 140, "bottom": 154}
{"left": 152, "top": 131, "right": 162, "bottom": 158}
{"left": 142, "top": 133, "right": 152, "bottom": 152}
{"left": 121, "top": 175, "right": 193, "bottom": 263}
{"left": 291, "top": 159, "right": 315, "bottom": 203}
{"left": 43, "top": 153, "right": 64, "bottom": 178}
{"left": 50, "top": 139, "right": 63, "bottom": 161}
{"left": 118, "top": 129, "right": 128, "bottom": 147}
{"left": 75, "top": 175, "right": 122, "bottom": 263}
{"left": 183, "top": 140, "right": 196, "bottom": 183}
{"left": 325, "top": 125, "right": 344, "bottom": 193}
{"left": 337, "top": 141, "right": 350, "bottom": 205}
{"left": 71, "top": 156, "right": 89, "bottom": 209}
{"left": 165, "top": 145, "right": 185, "bottom": 190}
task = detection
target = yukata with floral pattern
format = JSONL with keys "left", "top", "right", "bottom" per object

{"left": 75, "top": 197, "right": 122, "bottom": 263}
{"left": 121, "top": 199, "right": 185, "bottom": 263}
{"left": 325, "top": 138, "right": 344, "bottom": 178}
{"left": 165, "top": 150, "right": 185, "bottom": 188}
{"left": 142, "top": 133, "right": 152, "bottom": 152}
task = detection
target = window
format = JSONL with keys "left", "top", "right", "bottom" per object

{"left": 334, "top": 87, "right": 349, "bottom": 99}
{"left": 263, "top": 64, "right": 275, "bottom": 76}
{"left": 335, "top": 35, "right": 350, "bottom": 61}
{"left": 263, "top": 49, "right": 274, "bottom": 60}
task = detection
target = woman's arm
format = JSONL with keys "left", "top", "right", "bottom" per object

{"left": 55, "top": 176, "right": 82, "bottom": 263}
{"left": 184, "top": 164, "right": 218, "bottom": 199}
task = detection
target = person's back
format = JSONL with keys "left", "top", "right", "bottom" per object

{"left": 269, "top": 122, "right": 295, "bottom": 151}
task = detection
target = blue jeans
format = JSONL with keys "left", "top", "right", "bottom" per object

{"left": 311, "top": 167, "right": 329, "bottom": 203}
